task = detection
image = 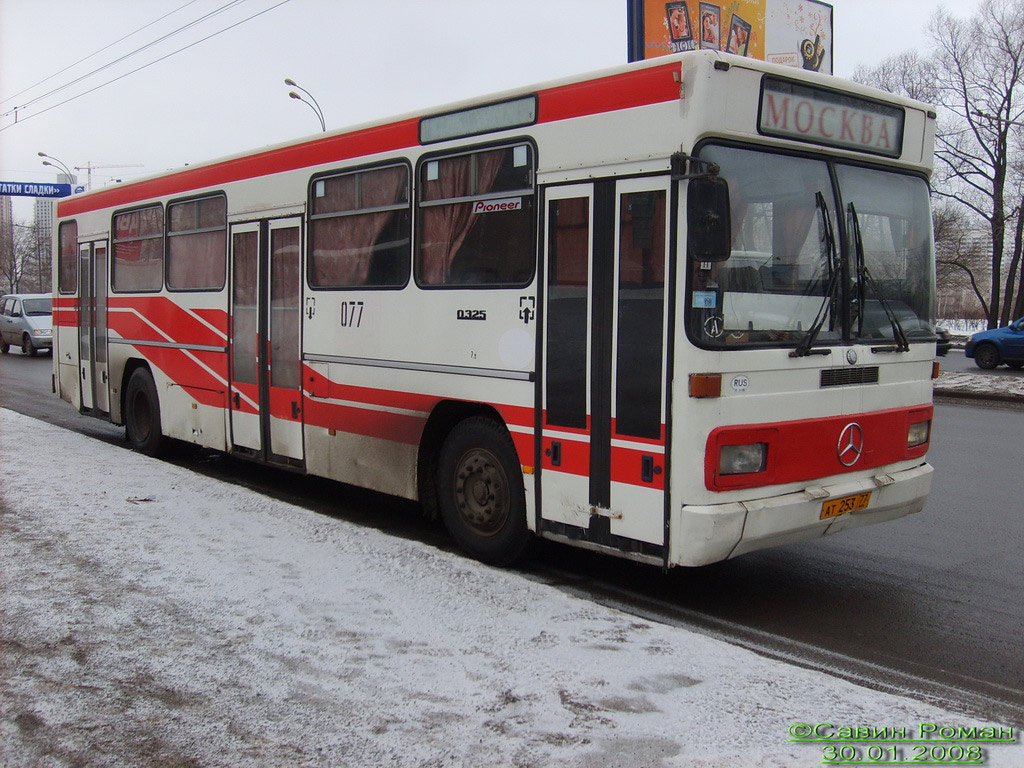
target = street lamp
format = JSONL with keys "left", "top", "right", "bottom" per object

{"left": 37, "top": 152, "right": 75, "bottom": 183}
{"left": 284, "top": 78, "right": 326, "bottom": 132}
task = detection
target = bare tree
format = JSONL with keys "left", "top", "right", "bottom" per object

{"left": 855, "top": 0, "right": 1024, "bottom": 327}
{"left": 933, "top": 201, "right": 991, "bottom": 317}
{"left": 851, "top": 50, "right": 938, "bottom": 104}
{"left": 1, "top": 221, "right": 23, "bottom": 294}
{"left": 0, "top": 221, "right": 50, "bottom": 294}
{"left": 928, "top": 0, "right": 1024, "bottom": 327}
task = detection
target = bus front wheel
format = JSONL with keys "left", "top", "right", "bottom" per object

{"left": 125, "top": 368, "right": 165, "bottom": 457}
{"left": 436, "top": 417, "right": 529, "bottom": 566}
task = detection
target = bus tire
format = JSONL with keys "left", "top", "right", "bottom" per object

{"left": 125, "top": 368, "right": 165, "bottom": 457}
{"left": 436, "top": 416, "right": 529, "bottom": 566}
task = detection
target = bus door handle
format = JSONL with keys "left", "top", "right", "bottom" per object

{"left": 642, "top": 455, "right": 656, "bottom": 483}
{"left": 233, "top": 392, "right": 240, "bottom": 410}
{"left": 291, "top": 401, "right": 301, "bottom": 419}
{"left": 546, "top": 440, "right": 562, "bottom": 467}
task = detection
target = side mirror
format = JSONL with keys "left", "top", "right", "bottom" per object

{"left": 688, "top": 177, "right": 732, "bottom": 262}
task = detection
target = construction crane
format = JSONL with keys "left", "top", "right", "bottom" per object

{"left": 73, "top": 161, "right": 144, "bottom": 190}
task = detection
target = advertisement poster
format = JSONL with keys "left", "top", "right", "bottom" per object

{"left": 634, "top": 0, "right": 832, "bottom": 75}
{"left": 765, "top": 0, "right": 833, "bottom": 74}
{"left": 642, "top": 0, "right": 766, "bottom": 59}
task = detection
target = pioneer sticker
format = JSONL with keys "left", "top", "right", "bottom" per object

{"left": 472, "top": 197, "right": 522, "bottom": 214}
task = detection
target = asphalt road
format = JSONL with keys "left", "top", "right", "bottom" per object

{"left": 941, "top": 346, "right": 1024, "bottom": 377}
{"left": 2, "top": 349, "right": 1022, "bottom": 725}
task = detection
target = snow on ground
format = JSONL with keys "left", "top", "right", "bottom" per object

{"left": 1, "top": 409, "right": 1021, "bottom": 767}
{"left": 936, "top": 371, "right": 1024, "bottom": 398}
{"left": 935, "top": 368, "right": 1024, "bottom": 399}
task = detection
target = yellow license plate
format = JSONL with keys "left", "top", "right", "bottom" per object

{"left": 820, "top": 491, "right": 872, "bottom": 520}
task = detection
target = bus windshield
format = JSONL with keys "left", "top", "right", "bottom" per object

{"left": 687, "top": 144, "right": 935, "bottom": 349}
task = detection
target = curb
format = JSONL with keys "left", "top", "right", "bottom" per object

{"left": 934, "top": 388, "right": 1024, "bottom": 406}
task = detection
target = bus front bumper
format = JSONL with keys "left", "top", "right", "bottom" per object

{"left": 669, "top": 463, "right": 933, "bottom": 567}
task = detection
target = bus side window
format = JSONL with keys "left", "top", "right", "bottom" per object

{"left": 417, "top": 143, "right": 536, "bottom": 288}
{"left": 167, "top": 195, "right": 227, "bottom": 291}
{"left": 309, "top": 163, "right": 411, "bottom": 290}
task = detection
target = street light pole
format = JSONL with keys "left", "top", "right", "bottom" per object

{"left": 970, "top": 109, "right": 1024, "bottom": 128}
{"left": 284, "top": 78, "right": 326, "bottom": 132}
{"left": 37, "top": 152, "right": 75, "bottom": 184}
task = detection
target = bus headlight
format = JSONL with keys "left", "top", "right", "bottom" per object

{"left": 719, "top": 443, "right": 768, "bottom": 475}
{"left": 907, "top": 420, "right": 930, "bottom": 448}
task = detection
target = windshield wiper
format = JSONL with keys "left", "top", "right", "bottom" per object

{"left": 848, "top": 203, "right": 910, "bottom": 353}
{"left": 791, "top": 193, "right": 839, "bottom": 358}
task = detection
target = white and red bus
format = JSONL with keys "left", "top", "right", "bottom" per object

{"left": 53, "top": 50, "right": 937, "bottom": 568}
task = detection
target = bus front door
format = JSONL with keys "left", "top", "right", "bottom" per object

{"left": 78, "top": 240, "right": 110, "bottom": 415}
{"left": 228, "top": 217, "right": 305, "bottom": 466}
{"left": 541, "top": 179, "right": 671, "bottom": 557}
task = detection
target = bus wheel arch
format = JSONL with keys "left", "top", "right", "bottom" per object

{"left": 123, "top": 363, "right": 165, "bottom": 457}
{"left": 431, "top": 409, "right": 530, "bottom": 566}
{"left": 418, "top": 401, "right": 498, "bottom": 520}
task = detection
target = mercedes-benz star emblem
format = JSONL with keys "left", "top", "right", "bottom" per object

{"left": 837, "top": 422, "right": 864, "bottom": 467}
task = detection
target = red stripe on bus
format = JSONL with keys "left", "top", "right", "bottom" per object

{"left": 705, "top": 405, "right": 934, "bottom": 491}
{"left": 542, "top": 434, "right": 590, "bottom": 476}
{"left": 268, "top": 386, "right": 303, "bottom": 423}
{"left": 133, "top": 345, "right": 228, "bottom": 408}
{"left": 303, "top": 366, "right": 534, "bottom": 430}
{"left": 52, "top": 297, "right": 78, "bottom": 326}
{"left": 230, "top": 381, "right": 260, "bottom": 415}
{"left": 107, "top": 297, "right": 227, "bottom": 345}
{"left": 57, "top": 63, "right": 680, "bottom": 219}
{"left": 303, "top": 397, "right": 427, "bottom": 446}
{"left": 537, "top": 62, "right": 680, "bottom": 123}
{"left": 542, "top": 435, "right": 666, "bottom": 490}
{"left": 610, "top": 445, "right": 666, "bottom": 490}
{"left": 302, "top": 367, "right": 534, "bottom": 463}
{"left": 58, "top": 119, "right": 421, "bottom": 217}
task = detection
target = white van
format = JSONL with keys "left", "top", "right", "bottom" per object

{"left": 0, "top": 293, "right": 53, "bottom": 356}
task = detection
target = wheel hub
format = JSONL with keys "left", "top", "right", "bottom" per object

{"left": 454, "top": 449, "right": 507, "bottom": 536}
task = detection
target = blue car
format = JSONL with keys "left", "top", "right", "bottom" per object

{"left": 964, "top": 317, "right": 1024, "bottom": 370}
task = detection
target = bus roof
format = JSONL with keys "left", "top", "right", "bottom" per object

{"left": 58, "top": 50, "right": 933, "bottom": 218}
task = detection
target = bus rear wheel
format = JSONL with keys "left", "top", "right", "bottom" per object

{"left": 125, "top": 368, "right": 165, "bottom": 457}
{"left": 436, "top": 417, "right": 529, "bottom": 566}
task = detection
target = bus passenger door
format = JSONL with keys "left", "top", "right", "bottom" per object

{"left": 78, "top": 240, "right": 110, "bottom": 414}
{"left": 541, "top": 178, "right": 670, "bottom": 554}
{"left": 228, "top": 217, "right": 305, "bottom": 465}
{"left": 229, "top": 222, "right": 262, "bottom": 454}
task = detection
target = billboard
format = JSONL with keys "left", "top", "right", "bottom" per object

{"left": 629, "top": 0, "right": 833, "bottom": 75}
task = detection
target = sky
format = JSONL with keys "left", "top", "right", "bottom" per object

{"left": 0, "top": 0, "right": 982, "bottom": 222}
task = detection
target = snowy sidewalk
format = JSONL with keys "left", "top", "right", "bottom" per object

{"left": 1, "top": 409, "right": 1020, "bottom": 767}
{"left": 935, "top": 368, "right": 1024, "bottom": 401}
